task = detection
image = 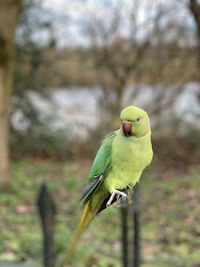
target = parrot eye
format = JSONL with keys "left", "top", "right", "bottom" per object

{"left": 137, "top": 118, "right": 140, "bottom": 121}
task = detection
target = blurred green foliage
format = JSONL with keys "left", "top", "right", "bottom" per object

{"left": 1, "top": 160, "right": 200, "bottom": 267}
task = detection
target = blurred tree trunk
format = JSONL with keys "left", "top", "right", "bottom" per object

{"left": 189, "top": 0, "right": 200, "bottom": 67}
{"left": 0, "top": 0, "right": 22, "bottom": 185}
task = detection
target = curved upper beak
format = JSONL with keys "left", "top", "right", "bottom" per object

{"left": 122, "top": 120, "right": 132, "bottom": 136}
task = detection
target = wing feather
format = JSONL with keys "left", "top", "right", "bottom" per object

{"left": 80, "top": 132, "right": 116, "bottom": 207}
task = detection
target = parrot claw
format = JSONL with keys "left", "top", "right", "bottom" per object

{"left": 106, "top": 189, "right": 128, "bottom": 207}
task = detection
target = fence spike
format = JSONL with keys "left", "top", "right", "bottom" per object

{"left": 37, "top": 182, "right": 56, "bottom": 267}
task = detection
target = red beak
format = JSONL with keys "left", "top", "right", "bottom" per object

{"left": 122, "top": 121, "right": 132, "bottom": 136}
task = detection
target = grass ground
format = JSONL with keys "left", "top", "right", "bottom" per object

{"left": 0, "top": 160, "right": 200, "bottom": 267}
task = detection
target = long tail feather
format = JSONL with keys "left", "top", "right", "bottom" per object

{"left": 62, "top": 202, "right": 94, "bottom": 267}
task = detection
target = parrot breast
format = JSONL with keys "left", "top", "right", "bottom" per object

{"left": 103, "top": 130, "right": 153, "bottom": 193}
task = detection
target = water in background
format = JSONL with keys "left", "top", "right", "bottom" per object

{"left": 11, "top": 83, "right": 200, "bottom": 139}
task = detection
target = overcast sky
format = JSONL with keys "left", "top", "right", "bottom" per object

{"left": 28, "top": 0, "right": 196, "bottom": 47}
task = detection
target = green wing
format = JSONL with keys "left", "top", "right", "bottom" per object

{"left": 81, "top": 132, "right": 116, "bottom": 207}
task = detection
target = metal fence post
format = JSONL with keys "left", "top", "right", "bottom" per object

{"left": 37, "top": 183, "right": 56, "bottom": 267}
{"left": 133, "top": 184, "right": 140, "bottom": 267}
{"left": 121, "top": 197, "right": 129, "bottom": 267}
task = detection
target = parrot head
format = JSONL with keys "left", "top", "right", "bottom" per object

{"left": 120, "top": 106, "right": 150, "bottom": 138}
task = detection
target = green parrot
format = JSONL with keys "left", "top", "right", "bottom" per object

{"left": 63, "top": 105, "right": 153, "bottom": 266}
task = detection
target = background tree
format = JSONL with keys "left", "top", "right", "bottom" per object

{"left": 10, "top": 0, "right": 65, "bottom": 159}
{"left": 81, "top": 1, "right": 151, "bottom": 121}
{"left": 189, "top": 0, "right": 200, "bottom": 67}
{"left": 78, "top": 1, "right": 193, "bottom": 131}
{"left": 0, "top": 0, "right": 22, "bottom": 186}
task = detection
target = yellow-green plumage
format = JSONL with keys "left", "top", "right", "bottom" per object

{"left": 104, "top": 130, "right": 152, "bottom": 192}
{"left": 62, "top": 105, "right": 153, "bottom": 266}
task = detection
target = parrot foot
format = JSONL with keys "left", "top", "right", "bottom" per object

{"left": 106, "top": 189, "right": 128, "bottom": 207}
